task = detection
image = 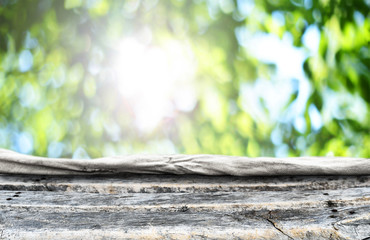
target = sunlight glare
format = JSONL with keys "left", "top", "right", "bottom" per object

{"left": 113, "top": 38, "right": 197, "bottom": 132}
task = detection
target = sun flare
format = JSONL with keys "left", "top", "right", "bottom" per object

{"left": 113, "top": 38, "right": 197, "bottom": 132}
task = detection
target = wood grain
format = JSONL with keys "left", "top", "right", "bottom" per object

{"left": 0, "top": 174, "right": 369, "bottom": 239}
{"left": 1, "top": 148, "right": 369, "bottom": 239}
{"left": 1, "top": 148, "right": 369, "bottom": 176}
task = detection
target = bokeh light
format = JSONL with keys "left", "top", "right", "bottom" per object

{"left": 113, "top": 38, "right": 197, "bottom": 132}
{"left": 0, "top": 0, "right": 369, "bottom": 158}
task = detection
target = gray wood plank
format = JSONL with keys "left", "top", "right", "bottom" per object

{"left": 1, "top": 174, "right": 369, "bottom": 193}
{"left": 0, "top": 174, "right": 369, "bottom": 239}
{"left": 0, "top": 188, "right": 369, "bottom": 211}
{"left": 1, "top": 195, "right": 369, "bottom": 239}
{"left": 1, "top": 149, "right": 369, "bottom": 175}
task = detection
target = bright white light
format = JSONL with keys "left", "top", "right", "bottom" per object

{"left": 242, "top": 32, "right": 307, "bottom": 79}
{"left": 308, "top": 104, "right": 323, "bottom": 131}
{"left": 113, "top": 38, "right": 197, "bottom": 132}
{"left": 19, "top": 50, "right": 33, "bottom": 72}
{"left": 15, "top": 132, "right": 33, "bottom": 154}
{"left": 236, "top": 28, "right": 312, "bottom": 124}
{"left": 302, "top": 25, "right": 320, "bottom": 54}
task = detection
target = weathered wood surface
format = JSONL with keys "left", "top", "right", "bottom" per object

{"left": 1, "top": 148, "right": 369, "bottom": 175}
{"left": 0, "top": 174, "right": 369, "bottom": 239}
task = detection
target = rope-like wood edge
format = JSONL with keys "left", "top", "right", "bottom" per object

{"left": 0, "top": 148, "right": 369, "bottom": 176}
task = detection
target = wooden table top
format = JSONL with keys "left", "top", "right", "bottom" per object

{"left": 0, "top": 174, "right": 369, "bottom": 239}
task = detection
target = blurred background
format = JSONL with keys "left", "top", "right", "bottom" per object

{"left": 0, "top": 0, "right": 369, "bottom": 159}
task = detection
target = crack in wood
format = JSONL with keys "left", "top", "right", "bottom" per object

{"left": 0, "top": 173, "right": 369, "bottom": 239}
{"left": 266, "top": 219, "right": 294, "bottom": 240}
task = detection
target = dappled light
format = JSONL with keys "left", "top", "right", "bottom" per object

{"left": 0, "top": 0, "right": 369, "bottom": 158}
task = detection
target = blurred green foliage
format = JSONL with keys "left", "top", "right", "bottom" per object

{"left": 0, "top": 0, "right": 369, "bottom": 158}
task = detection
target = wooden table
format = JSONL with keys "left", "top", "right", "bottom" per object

{"left": 0, "top": 174, "right": 369, "bottom": 239}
